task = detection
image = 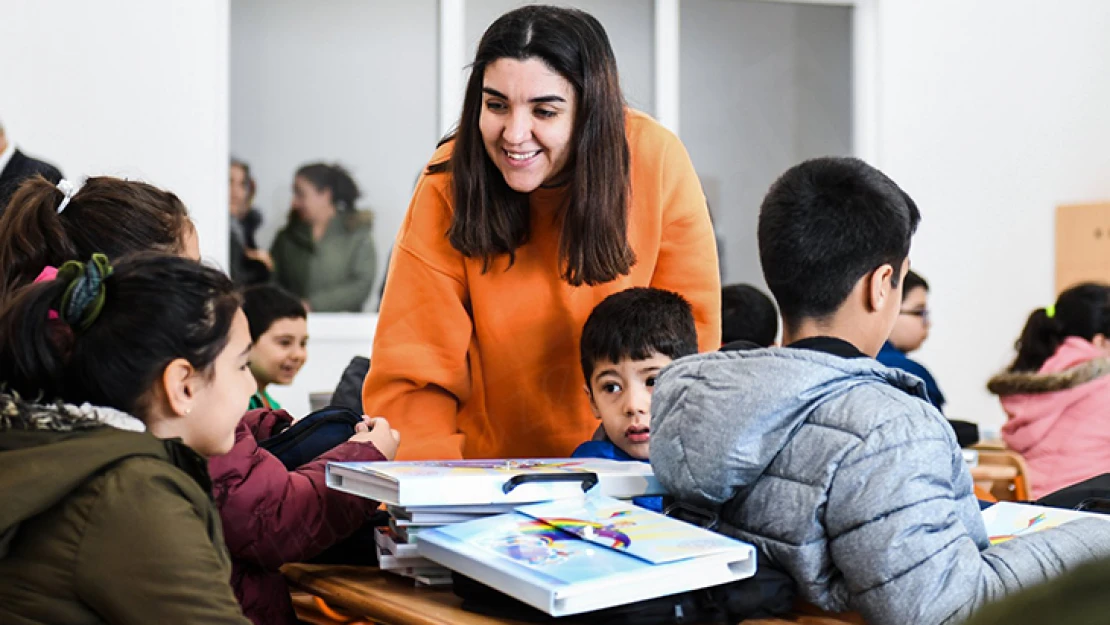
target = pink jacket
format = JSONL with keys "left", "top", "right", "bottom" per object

{"left": 988, "top": 337, "right": 1110, "bottom": 498}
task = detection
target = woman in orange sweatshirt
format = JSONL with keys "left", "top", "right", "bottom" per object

{"left": 363, "top": 5, "right": 721, "bottom": 460}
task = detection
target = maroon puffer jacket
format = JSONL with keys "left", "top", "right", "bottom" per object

{"left": 209, "top": 409, "right": 384, "bottom": 625}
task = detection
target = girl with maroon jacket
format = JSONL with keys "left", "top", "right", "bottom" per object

{"left": 209, "top": 409, "right": 398, "bottom": 625}
{"left": 210, "top": 285, "right": 400, "bottom": 625}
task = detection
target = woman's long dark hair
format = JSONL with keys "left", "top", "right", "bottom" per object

{"left": 1008, "top": 282, "right": 1110, "bottom": 372}
{"left": 429, "top": 5, "right": 634, "bottom": 286}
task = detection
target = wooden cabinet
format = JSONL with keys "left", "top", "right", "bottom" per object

{"left": 1056, "top": 202, "right": 1110, "bottom": 294}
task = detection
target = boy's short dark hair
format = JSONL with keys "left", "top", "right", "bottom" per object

{"left": 721, "top": 284, "right": 779, "bottom": 347}
{"left": 241, "top": 284, "right": 307, "bottom": 342}
{"left": 758, "top": 157, "right": 921, "bottom": 327}
{"left": 902, "top": 270, "right": 928, "bottom": 300}
{"left": 580, "top": 287, "right": 698, "bottom": 383}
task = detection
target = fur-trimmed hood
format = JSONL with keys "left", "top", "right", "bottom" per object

{"left": 0, "top": 393, "right": 205, "bottom": 559}
{"left": 987, "top": 357, "right": 1110, "bottom": 396}
{"left": 987, "top": 337, "right": 1110, "bottom": 498}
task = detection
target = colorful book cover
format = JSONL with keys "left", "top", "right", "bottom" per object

{"left": 982, "top": 501, "right": 1109, "bottom": 545}
{"left": 416, "top": 495, "right": 756, "bottom": 616}
{"left": 514, "top": 496, "right": 744, "bottom": 564}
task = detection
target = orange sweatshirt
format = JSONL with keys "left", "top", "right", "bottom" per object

{"left": 364, "top": 110, "right": 721, "bottom": 460}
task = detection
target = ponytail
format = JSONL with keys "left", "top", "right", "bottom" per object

{"left": 0, "top": 176, "right": 191, "bottom": 302}
{"left": 0, "top": 176, "right": 78, "bottom": 297}
{"left": 1008, "top": 282, "right": 1110, "bottom": 372}
{"left": 0, "top": 278, "right": 74, "bottom": 400}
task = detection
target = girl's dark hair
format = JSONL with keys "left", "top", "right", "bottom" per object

{"left": 1008, "top": 282, "right": 1110, "bottom": 373}
{"left": 241, "top": 284, "right": 307, "bottom": 342}
{"left": 0, "top": 175, "right": 192, "bottom": 300}
{"left": 902, "top": 270, "right": 929, "bottom": 300}
{"left": 428, "top": 5, "right": 634, "bottom": 286}
{"left": 0, "top": 253, "right": 241, "bottom": 419}
{"left": 295, "top": 163, "right": 361, "bottom": 212}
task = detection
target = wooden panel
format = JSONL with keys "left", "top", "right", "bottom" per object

{"left": 1056, "top": 202, "right": 1110, "bottom": 294}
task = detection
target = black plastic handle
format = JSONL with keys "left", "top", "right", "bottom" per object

{"left": 501, "top": 471, "right": 600, "bottom": 494}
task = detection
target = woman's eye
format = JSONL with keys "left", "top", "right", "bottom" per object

{"left": 535, "top": 108, "right": 557, "bottom": 119}
{"left": 485, "top": 100, "right": 506, "bottom": 112}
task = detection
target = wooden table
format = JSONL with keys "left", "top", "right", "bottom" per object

{"left": 283, "top": 564, "right": 864, "bottom": 625}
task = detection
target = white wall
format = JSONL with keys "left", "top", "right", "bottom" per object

{"left": 230, "top": 0, "right": 439, "bottom": 309}
{"left": 873, "top": 0, "right": 1110, "bottom": 431}
{"left": 0, "top": 0, "right": 229, "bottom": 269}
{"left": 465, "top": 0, "right": 655, "bottom": 115}
{"left": 680, "top": 0, "right": 852, "bottom": 287}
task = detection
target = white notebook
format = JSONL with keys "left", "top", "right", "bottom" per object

{"left": 416, "top": 495, "right": 757, "bottom": 616}
{"left": 326, "top": 458, "right": 663, "bottom": 507}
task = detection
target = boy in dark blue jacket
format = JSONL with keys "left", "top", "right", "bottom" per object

{"left": 571, "top": 287, "right": 698, "bottom": 511}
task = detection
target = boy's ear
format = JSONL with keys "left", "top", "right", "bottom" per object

{"left": 867, "top": 264, "right": 896, "bottom": 313}
{"left": 161, "top": 358, "right": 199, "bottom": 418}
{"left": 584, "top": 383, "right": 601, "bottom": 419}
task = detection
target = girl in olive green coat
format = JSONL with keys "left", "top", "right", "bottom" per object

{"left": 271, "top": 163, "right": 377, "bottom": 312}
{"left": 0, "top": 254, "right": 255, "bottom": 624}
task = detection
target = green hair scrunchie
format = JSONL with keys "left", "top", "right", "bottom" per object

{"left": 56, "top": 253, "right": 114, "bottom": 332}
{"left": 1045, "top": 304, "right": 1056, "bottom": 319}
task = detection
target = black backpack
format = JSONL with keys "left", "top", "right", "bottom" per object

{"left": 1035, "top": 473, "right": 1110, "bottom": 513}
{"left": 452, "top": 565, "right": 795, "bottom": 625}
{"left": 257, "top": 405, "right": 363, "bottom": 471}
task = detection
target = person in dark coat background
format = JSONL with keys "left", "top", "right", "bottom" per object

{"left": 0, "top": 119, "right": 63, "bottom": 212}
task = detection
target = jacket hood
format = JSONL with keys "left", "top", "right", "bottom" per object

{"left": 986, "top": 338, "right": 1110, "bottom": 454}
{"left": 650, "top": 347, "right": 928, "bottom": 507}
{"left": 987, "top": 338, "right": 1110, "bottom": 396}
{"left": 0, "top": 394, "right": 181, "bottom": 556}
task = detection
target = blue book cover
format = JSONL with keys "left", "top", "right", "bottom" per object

{"left": 416, "top": 495, "right": 756, "bottom": 616}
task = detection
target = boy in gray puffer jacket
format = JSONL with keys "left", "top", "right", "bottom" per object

{"left": 651, "top": 157, "right": 1110, "bottom": 625}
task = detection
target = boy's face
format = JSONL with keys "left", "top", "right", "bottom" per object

{"left": 249, "top": 317, "right": 308, "bottom": 388}
{"left": 586, "top": 352, "right": 674, "bottom": 460}
{"left": 888, "top": 286, "right": 930, "bottom": 353}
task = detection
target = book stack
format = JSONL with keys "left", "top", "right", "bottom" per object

{"left": 326, "top": 458, "right": 665, "bottom": 585}
{"left": 416, "top": 495, "right": 758, "bottom": 616}
{"left": 372, "top": 526, "right": 452, "bottom": 585}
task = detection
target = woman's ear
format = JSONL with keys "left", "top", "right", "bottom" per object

{"left": 160, "top": 357, "right": 198, "bottom": 417}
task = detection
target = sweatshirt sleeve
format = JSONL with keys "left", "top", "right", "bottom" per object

{"left": 826, "top": 410, "right": 1110, "bottom": 625}
{"left": 209, "top": 423, "right": 386, "bottom": 568}
{"left": 362, "top": 173, "right": 473, "bottom": 460}
{"left": 76, "top": 461, "right": 250, "bottom": 625}
{"left": 307, "top": 231, "right": 378, "bottom": 312}
{"left": 648, "top": 131, "right": 722, "bottom": 351}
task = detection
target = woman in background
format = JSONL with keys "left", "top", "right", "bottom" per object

{"left": 229, "top": 158, "right": 271, "bottom": 285}
{"left": 270, "top": 163, "right": 377, "bottom": 312}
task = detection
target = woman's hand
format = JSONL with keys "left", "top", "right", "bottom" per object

{"left": 244, "top": 248, "right": 274, "bottom": 271}
{"left": 350, "top": 415, "right": 400, "bottom": 460}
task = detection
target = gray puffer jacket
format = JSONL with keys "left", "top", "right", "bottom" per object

{"left": 651, "top": 347, "right": 1110, "bottom": 625}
